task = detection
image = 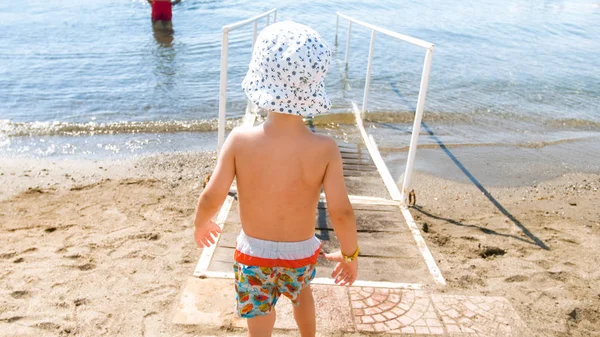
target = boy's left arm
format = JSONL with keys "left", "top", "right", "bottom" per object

{"left": 193, "top": 129, "right": 238, "bottom": 247}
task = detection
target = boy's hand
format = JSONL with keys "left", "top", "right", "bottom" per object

{"left": 194, "top": 221, "right": 222, "bottom": 248}
{"left": 324, "top": 251, "right": 358, "bottom": 286}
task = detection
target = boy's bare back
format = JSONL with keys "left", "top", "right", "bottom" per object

{"left": 232, "top": 115, "right": 346, "bottom": 242}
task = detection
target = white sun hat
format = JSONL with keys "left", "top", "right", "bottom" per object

{"left": 241, "top": 21, "right": 332, "bottom": 117}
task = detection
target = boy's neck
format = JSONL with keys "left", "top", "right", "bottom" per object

{"left": 264, "top": 111, "right": 309, "bottom": 134}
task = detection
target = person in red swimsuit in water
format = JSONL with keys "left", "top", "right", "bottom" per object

{"left": 147, "top": 0, "right": 181, "bottom": 30}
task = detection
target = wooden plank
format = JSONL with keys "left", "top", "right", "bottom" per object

{"left": 315, "top": 254, "right": 431, "bottom": 283}
{"left": 340, "top": 153, "right": 363, "bottom": 159}
{"left": 316, "top": 231, "right": 423, "bottom": 258}
{"left": 316, "top": 209, "right": 405, "bottom": 233}
{"left": 207, "top": 246, "right": 235, "bottom": 273}
{"left": 343, "top": 164, "right": 378, "bottom": 172}
{"left": 318, "top": 203, "right": 399, "bottom": 212}
{"left": 209, "top": 246, "right": 431, "bottom": 284}
{"left": 338, "top": 145, "right": 359, "bottom": 151}
{"left": 342, "top": 159, "right": 370, "bottom": 165}
{"left": 352, "top": 104, "right": 402, "bottom": 201}
{"left": 343, "top": 173, "right": 393, "bottom": 200}
{"left": 343, "top": 171, "right": 369, "bottom": 177}
{"left": 216, "top": 229, "right": 238, "bottom": 248}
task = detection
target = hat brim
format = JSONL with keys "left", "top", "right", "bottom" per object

{"left": 242, "top": 73, "right": 331, "bottom": 117}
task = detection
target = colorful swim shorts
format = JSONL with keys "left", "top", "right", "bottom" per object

{"left": 233, "top": 231, "right": 321, "bottom": 318}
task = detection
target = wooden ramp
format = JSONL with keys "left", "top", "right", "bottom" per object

{"left": 194, "top": 121, "right": 441, "bottom": 287}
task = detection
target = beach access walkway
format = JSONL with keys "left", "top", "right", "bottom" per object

{"left": 171, "top": 9, "right": 529, "bottom": 335}
{"left": 170, "top": 107, "right": 529, "bottom": 335}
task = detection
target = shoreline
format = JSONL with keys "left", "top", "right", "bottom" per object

{"left": 2, "top": 127, "right": 599, "bottom": 202}
{"left": 2, "top": 113, "right": 600, "bottom": 169}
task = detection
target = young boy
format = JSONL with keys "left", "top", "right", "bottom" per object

{"left": 193, "top": 21, "right": 359, "bottom": 337}
{"left": 147, "top": 0, "right": 181, "bottom": 31}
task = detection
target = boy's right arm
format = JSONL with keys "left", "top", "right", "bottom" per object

{"left": 322, "top": 139, "right": 359, "bottom": 286}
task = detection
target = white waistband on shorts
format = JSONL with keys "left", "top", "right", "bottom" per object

{"left": 235, "top": 230, "right": 322, "bottom": 261}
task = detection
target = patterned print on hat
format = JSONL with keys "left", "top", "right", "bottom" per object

{"left": 242, "top": 21, "right": 332, "bottom": 117}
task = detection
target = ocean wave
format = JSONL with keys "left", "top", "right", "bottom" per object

{"left": 0, "top": 112, "right": 469, "bottom": 138}
{"left": 0, "top": 119, "right": 234, "bottom": 137}
{"left": 545, "top": 118, "right": 600, "bottom": 130}
{"left": 2, "top": 111, "right": 599, "bottom": 138}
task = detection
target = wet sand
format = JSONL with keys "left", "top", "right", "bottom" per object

{"left": 0, "top": 145, "right": 599, "bottom": 336}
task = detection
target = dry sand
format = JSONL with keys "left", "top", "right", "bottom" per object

{"left": 0, "top": 151, "right": 599, "bottom": 336}
{"left": 0, "top": 153, "right": 218, "bottom": 337}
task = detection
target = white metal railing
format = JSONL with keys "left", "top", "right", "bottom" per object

{"left": 335, "top": 12, "right": 435, "bottom": 204}
{"left": 217, "top": 9, "right": 277, "bottom": 153}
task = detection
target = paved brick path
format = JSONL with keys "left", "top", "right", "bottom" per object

{"left": 172, "top": 278, "right": 528, "bottom": 336}
{"left": 349, "top": 287, "right": 526, "bottom": 335}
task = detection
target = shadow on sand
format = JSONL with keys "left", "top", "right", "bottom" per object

{"left": 388, "top": 81, "right": 549, "bottom": 250}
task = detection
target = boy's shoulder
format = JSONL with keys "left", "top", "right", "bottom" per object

{"left": 229, "top": 124, "right": 260, "bottom": 139}
{"left": 306, "top": 133, "right": 340, "bottom": 161}
{"left": 230, "top": 124, "right": 338, "bottom": 153}
{"left": 310, "top": 132, "right": 338, "bottom": 149}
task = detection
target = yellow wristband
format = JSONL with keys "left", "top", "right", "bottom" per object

{"left": 342, "top": 246, "right": 359, "bottom": 262}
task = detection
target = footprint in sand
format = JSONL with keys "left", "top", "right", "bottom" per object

{"left": 76, "top": 263, "right": 95, "bottom": 271}
{"left": 10, "top": 290, "right": 30, "bottom": 299}
{"left": 74, "top": 298, "right": 89, "bottom": 307}
{"left": 3, "top": 316, "right": 24, "bottom": 323}
{"left": 13, "top": 257, "right": 24, "bottom": 263}
{"left": 45, "top": 227, "right": 57, "bottom": 233}
{"left": 33, "top": 322, "right": 61, "bottom": 331}
{"left": 133, "top": 232, "right": 160, "bottom": 241}
{"left": 0, "top": 252, "right": 16, "bottom": 259}
{"left": 504, "top": 275, "right": 529, "bottom": 283}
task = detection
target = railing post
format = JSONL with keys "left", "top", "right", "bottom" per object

{"left": 274, "top": 10, "right": 277, "bottom": 22}
{"left": 344, "top": 21, "right": 352, "bottom": 70}
{"left": 245, "top": 22, "right": 259, "bottom": 115}
{"left": 266, "top": 14, "right": 270, "bottom": 26}
{"left": 335, "top": 14, "right": 339, "bottom": 47}
{"left": 362, "top": 30, "right": 376, "bottom": 116}
{"left": 401, "top": 47, "right": 434, "bottom": 203}
{"left": 217, "top": 28, "right": 229, "bottom": 154}
{"left": 252, "top": 21, "right": 258, "bottom": 49}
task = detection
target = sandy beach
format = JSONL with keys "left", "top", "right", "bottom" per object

{"left": 0, "top": 147, "right": 598, "bottom": 337}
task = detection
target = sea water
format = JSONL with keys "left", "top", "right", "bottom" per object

{"left": 1, "top": 0, "right": 599, "bottom": 160}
